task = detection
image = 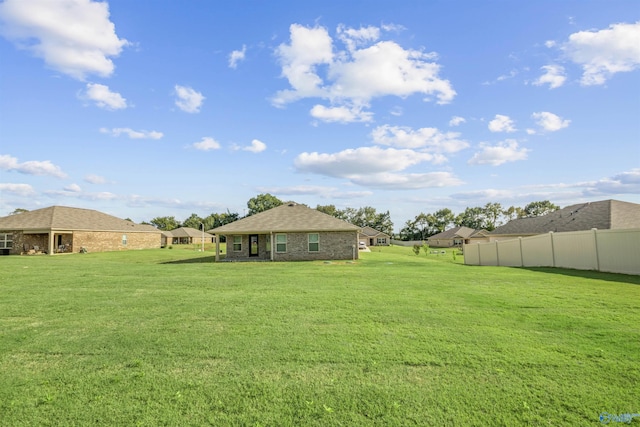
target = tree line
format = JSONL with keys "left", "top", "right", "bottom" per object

{"left": 398, "top": 200, "right": 559, "bottom": 241}
{"left": 144, "top": 194, "right": 558, "bottom": 242}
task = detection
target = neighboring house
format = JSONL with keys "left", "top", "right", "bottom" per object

{"left": 209, "top": 202, "right": 361, "bottom": 261}
{"left": 169, "top": 227, "right": 215, "bottom": 245}
{"left": 426, "top": 226, "right": 480, "bottom": 247}
{"left": 358, "top": 226, "right": 390, "bottom": 247}
{"left": 0, "top": 206, "right": 162, "bottom": 255}
{"left": 161, "top": 230, "right": 173, "bottom": 247}
{"left": 489, "top": 199, "right": 640, "bottom": 241}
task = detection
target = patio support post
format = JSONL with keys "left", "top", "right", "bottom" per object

{"left": 215, "top": 235, "right": 219, "bottom": 262}
{"left": 48, "top": 231, "right": 54, "bottom": 255}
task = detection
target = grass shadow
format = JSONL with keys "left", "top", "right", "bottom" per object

{"left": 521, "top": 267, "right": 640, "bottom": 286}
{"left": 161, "top": 255, "right": 219, "bottom": 264}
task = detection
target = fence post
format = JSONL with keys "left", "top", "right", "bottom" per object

{"left": 592, "top": 228, "right": 600, "bottom": 271}
{"left": 477, "top": 243, "right": 482, "bottom": 265}
{"left": 518, "top": 237, "right": 524, "bottom": 267}
{"left": 495, "top": 241, "right": 500, "bottom": 266}
{"left": 549, "top": 232, "right": 556, "bottom": 268}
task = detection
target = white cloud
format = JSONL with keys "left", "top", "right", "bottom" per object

{"left": 193, "top": 137, "right": 221, "bottom": 151}
{"left": 243, "top": 139, "right": 267, "bottom": 153}
{"left": 370, "top": 124, "right": 468, "bottom": 154}
{"left": 228, "top": 44, "right": 246, "bottom": 69}
{"left": 84, "top": 174, "right": 107, "bottom": 184}
{"left": 488, "top": 114, "right": 516, "bottom": 133}
{"left": 273, "top": 24, "right": 334, "bottom": 105}
{"left": 256, "top": 184, "right": 373, "bottom": 199}
{"left": 0, "top": 183, "right": 36, "bottom": 196}
{"left": 561, "top": 21, "right": 640, "bottom": 86}
{"left": 337, "top": 24, "right": 380, "bottom": 52}
{"left": 295, "top": 146, "right": 440, "bottom": 178}
{"left": 100, "top": 127, "right": 163, "bottom": 139}
{"left": 581, "top": 168, "right": 640, "bottom": 195}
{"left": 468, "top": 139, "right": 529, "bottom": 166}
{"left": 532, "top": 111, "right": 570, "bottom": 132}
{"left": 272, "top": 23, "right": 455, "bottom": 121}
{"left": 82, "top": 83, "right": 127, "bottom": 109}
{"left": 174, "top": 85, "right": 205, "bottom": 113}
{"left": 449, "top": 116, "right": 466, "bottom": 127}
{"left": 64, "top": 183, "right": 82, "bottom": 192}
{"left": 310, "top": 104, "right": 373, "bottom": 123}
{"left": 533, "top": 65, "right": 566, "bottom": 89}
{"left": 349, "top": 171, "right": 464, "bottom": 189}
{"left": 0, "top": 154, "right": 67, "bottom": 178}
{"left": 0, "top": 0, "right": 128, "bottom": 80}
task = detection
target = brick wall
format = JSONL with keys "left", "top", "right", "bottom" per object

{"left": 224, "top": 231, "right": 358, "bottom": 261}
{"left": 73, "top": 231, "right": 161, "bottom": 253}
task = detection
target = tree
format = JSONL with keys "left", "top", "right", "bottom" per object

{"left": 454, "top": 207, "right": 486, "bottom": 230}
{"left": 247, "top": 193, "right": 283, "bottom": 216}
{"left": 483, "top": 202, "right": 503, "bottom": 231}
{"left": 316, "top": 204, "right": 340, "bottom": 217}
{"left": 10, "top": 208, "right": 29, "bottom": 215}
{"left": 503, "top": 205, "right": 524, "bottom": 222}
{"left": 399, "top": 219, "right": 420, "bottom": 241}
{"left": 523, "top": 200, "right": 559, "bottom": 218}
{"left": 149, "top": 216, "right": 180, "bottom": 231}
{"left": 182, "top": 213, "right": 204, "bottom": 229}
{"left": 432, "top": 208, "right": 455, "bottom": 233}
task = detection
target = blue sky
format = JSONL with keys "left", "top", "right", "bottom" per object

{"left": 1, "top": 0, "right": 639, "bottom": 231}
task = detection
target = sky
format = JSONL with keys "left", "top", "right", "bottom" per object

{"left": 1, "top": 0, "right": 639, "bottom": 231}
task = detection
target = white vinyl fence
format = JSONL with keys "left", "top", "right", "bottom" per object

{"left": 464, "top": 228, "right": 640, "bottom": 275}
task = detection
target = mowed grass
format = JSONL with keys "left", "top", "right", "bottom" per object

{"left": 0, "top": 246, "right": 638, "bottom": 426}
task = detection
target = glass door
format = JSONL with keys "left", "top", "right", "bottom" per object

{"left": 249, "top": 234, "right": 259, "bottom": 256}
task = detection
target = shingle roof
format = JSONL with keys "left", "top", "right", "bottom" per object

{"left": 427, "top": 226, "right": 476, "bottom": 240}
{"left": 491, "top": 199, "right": 640, "bottom": 235}
{"left": 210, "top": 202, "right": 361, "bottom": 234}
{"left": 359, "top": 226, "right": 389, "bottom": 237}
{"left": 170, "top": 227, "right": 215, "bottom": 238}
{"left": 0, "top": 206, "right": 159, "bottom": 233}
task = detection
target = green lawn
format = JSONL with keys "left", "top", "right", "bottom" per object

{"left": 1, "top": 246, "right": 638, "bottom": 426}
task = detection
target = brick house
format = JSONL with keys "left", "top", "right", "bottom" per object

{"left": 358, "top": 226, "right": 390, "bottom": 247}
{"left": 209, "top": 202, "right": 361, "bottom": 261}
{"left": 0, "top": 206, "right": 162, "bottom": 255}
{"left": 489, "top": 199, "right": 640, "bottom": 241}
{"left": 168, "top": 227, "right": 216, "bottom": 245}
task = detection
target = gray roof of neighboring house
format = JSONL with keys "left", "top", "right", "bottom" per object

{"left": 0, "top": 206, "right": 160, "bottom": 233}
{"left": 209, "top": 202, "right": 361, "bottom": 234}
{"left": 359, "top": 226, "right": 389, "bottom": 237}
{"left": 427, "top": 226, "right": 477, "bottom": 240}
{"left": 491, "top": 199, "right": 640, "bottom": 235}
{"left": 170, "top": 227, "right": 215, "bottom": 238}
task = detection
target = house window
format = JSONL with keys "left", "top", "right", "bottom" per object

{"left": 233, "top": 236, "right": 242, "bottom": 252}
{"left": 0, "top": 233, "right": 13, "bottom": 249}
{"left": 122, "top": 234, "right": 127, "bottom": 246}
{"left": 308, "top": 233, "right": 319, "bottom": 252}
{"left": 377, "top": 237, "right": 387, "bottom": 245}
{"left": 276, "top": 234, "right": 287, "bottom": 253}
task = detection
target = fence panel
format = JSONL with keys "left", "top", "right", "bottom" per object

{"left": 478, "top": 242, "right": 499, "bottom": 266}
{"left": 465, "top": 228, "right": 640, "bottom": 275}
{"left": 496, "top": 238, "right": 522, "bottom": 266}
{"left": 464, "top": 244, "right": 480, "bottom": 265}
{"left": 553, "top": 230, "right": 598, "bottom": 270}
{"left": 521, "top": 234, "right": 554, "bottom": 267}
{"left": 596, "top": 229, "right": 640, "bottom": 275}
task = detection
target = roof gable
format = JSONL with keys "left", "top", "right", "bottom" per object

{"left": 170, "top": 227, "right": 214, "bottom": 238}
{"left": 428, "top": 226, "right": 476, "bottom": 240}
{"left": 359, "top": 226, "right": 389, "bottom": 237}
{"left": 0, "top": 206, "right": 159, "bottom": 233}
{"left": 210, "top": 202, "right": 360, "bottom": 234}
